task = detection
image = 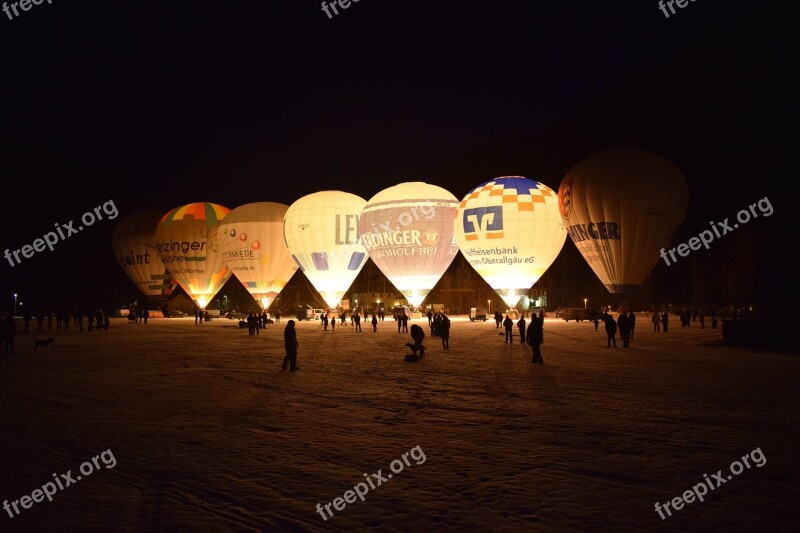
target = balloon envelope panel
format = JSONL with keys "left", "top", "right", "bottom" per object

{"left": 558, "top": 148, "right": 689, "bottom": 293}
{"left": 219, "top": 202, "right": 298, "bottom": 308}
{"left": 360, "top": 182, "right": 459, "bottom": 306}
{"left": 283, "top": 191, "right": 368, "bottom": 307}
{"left": 455, "top": 176, "right": 567, "bottom": 307}
{"left": 154, "top": 202, "right": 232, "bottom": 308}
{"left": 112, "top": 210, "right": 177, "bottom": 300}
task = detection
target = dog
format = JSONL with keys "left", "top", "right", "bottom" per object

{"left": 33, "top": 337, "right": 55, "bottom": 352}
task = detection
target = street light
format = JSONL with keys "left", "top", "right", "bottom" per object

{"left": 584, "top": 298, "right": 588, "bottom": 309}
{"left": 13, "top": 293, "right": 17, "bottom": 316}
{"left": 488, "top": 299, "right": 491, "bottom": 311}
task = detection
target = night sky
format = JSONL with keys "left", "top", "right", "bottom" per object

{"left": 0, "top": 0, "right": 792, "bottom": 311}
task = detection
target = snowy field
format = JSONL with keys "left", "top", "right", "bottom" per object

{"left": 1, "top": 314, "right": 798, "bottom": 532}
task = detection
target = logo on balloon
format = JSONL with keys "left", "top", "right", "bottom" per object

{"left": 558, "top": 179, "right": 572, "bottom": 219}
{"left": 461, "top": 206, "right": 503, "bottom": 241}
{"left": 424, "top": 229, "right": 440, "bottom": 245}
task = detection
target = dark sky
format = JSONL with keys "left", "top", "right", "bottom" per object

{"left": 0, "top": 0, "right": 793, "bottom": 310}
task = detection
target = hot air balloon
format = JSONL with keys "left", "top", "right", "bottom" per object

{"left": 283, "top": 191, "right": 368, "bottom": 308}
{"left": 454, "top": 176, "right": 567, "bottom": 307}
{"left": 360, "top": 182, "right": 459, "bottom": 307}
{"left": 557, "top": 148, "right": 689, "bottom": 294}
{"left": 218, "top": 202, "right": 298, "bottom": 310}
{"left": 112, "top": 210, "right": 178, "bottom": 300}
{"left": 154, "top": 202, "right": 232, "bottom": 309}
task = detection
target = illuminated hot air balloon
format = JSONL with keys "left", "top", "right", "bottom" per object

{"left": 360, "top": 182, "right": 459, "bottom": 306}
{"left": 283, "top": 191, "right": 368, "bottom": 308}
{"left": 455, "top": 176, "right": 567, "bottom": 307}
{"left": 558, "top": 148, "right": 689, "bottom": 293}
{"left": 218, "top": 202, "right": 298, "bottom": 309}
{"left": 112, "top": 210, "right": 177, "bottom": 300}
{"left": 154, "top": 202, "right": 232, "bottom": 309}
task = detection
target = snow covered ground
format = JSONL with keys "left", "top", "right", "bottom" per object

{"left": 1, "top": 314, "right": 798, "bottom": 532}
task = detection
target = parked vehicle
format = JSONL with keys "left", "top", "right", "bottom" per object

{"left": 168, "top": 309, "right": 188, "bottom": 318}
{"left": 469, "top": 307, "right": 488, "bottom": 321}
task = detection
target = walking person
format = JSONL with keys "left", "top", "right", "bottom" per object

{"left": 503, "top": 314, "right": 513, "bottom": 343}
{"left": 281, "top": 320, "right": 300, "bottom": 371}
{"left": 354, "top": 312, "right": 362, "bottom": 332}
{"left": 661, "top": 311, "right": 669, "bottom": 333}
{"left": 1, "top": 311, "right": 17, "bottom": 355}
{"left": 526, "top": 311, "right": 544, "bottom": 363}
{"left": 401, "top": 313, "right": 409, "bottom": 333}
{"left": 440, "top": 314, "right": 450, "bottom": 349}
{"left": 605, "top": 314, "right": 617, "bottom": 348}
{"left": 322, "top": 313, "right": 329, "bottom": 331}
{"left": 427, "top": 310, "right": 433, "bottom": 327}
{"left": 371, "top": 313, "right": 378, "bottom": 332}
{"left": 618, "top": 312, "right": 630, "bottom": 348}
{"left": 331, "top": 314, "right": 336, "bottom": 332}
{"left": 517, "top": 315, "right": 526, "bottom": 344}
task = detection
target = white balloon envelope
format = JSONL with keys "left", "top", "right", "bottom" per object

{"left": 154, "top": 202, "right": 232, "bottom": 309}
{"left": 218, "top": 202, "right": 298, "bottom": 309}
{"left": 283, "top": 191, "right": 368, "bottom": 308}
{"left": 112, "top": 210, "right": 178, "bottom": 301}
{"left": 558, "top": 148, "right": 689, "bottom": 293}
{"left": 360, "top": 182, "right": 459, "bottom": 306}
{"left": 455, "top": 176, "right": 567, "bottom": 307}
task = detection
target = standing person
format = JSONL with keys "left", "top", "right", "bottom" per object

{"left": 594, "top": 316, "right": 600, "bottom": 332}
{"left": 495, "top": 311, "right": 502, "bottom": 329}
{"left": 76, "top": 310, "right": 83, "bottom": 331}
{"left": 195, "top": 308, "right": 199, "bottom": 325}
{"left": 628, "top": 311, "right": 636, "bottom": 339}
{"left": 143, "top": 309, "right": 149, "bottom": 324}
{"left": 322, "top": 313, "right": 329, "bottom": 331}
{"left": 247, "top": 312, "right": 255, "bottom": 335}
{"left": 517, "top": 315, "right": 526, "bottom": 345}
{"left": 661, "top": 311, "right": 669, "bottom": 333}
{"left": 36, "top": 309, "right": 44, "bottom": 333}
{"left": 618, "top": 312, "right": 630, "bottom": 348}
{"left": 397, "top": 314, "right": 402, "bottom": 333}
{"left": 699, "top": 310, "right": 706, "bottom": 329}
{"left": 605, "top": 314, "right": 617, "bottom": 348}
{"left": 46, "top": 309, "right": 53, "bottom": 331}
{"left": 371, "top": 313, "right": 378, "bottom": 332}
{"left": 275, "top": 310, "right": 281, "bottom": 323}
{"left": 526, "top": 312, "right": 544, "bottom": 363}
{"left": 281, "top": 320, "right": 299, "bottom": 371}
{"left": 354, "top": 312, "right": 362, "bottom": 332}
{"left": 1, "top": 311, "right": 17, "bottom": 355}
{"left": 440, "top": 314, "right": 450, "bottom": 349}
{"left": 86, "top": 310, "right": 94, "bottom": 332}
{"left": 652, "top": 311, "right": 660, "bottom": 332}
{"left": 503, "top": 314, "right": 513, "bottom": 343}
{"left": 95, "top": 310, "right": 104, "bottom": 332}
{"left": 62, "top": 312, "right": 70, "bottom": 331}
{"left": 427, "top": 309, "right": 433, "bottom": 327}
{"left": 401, "top": 313, "right": 409, "bottom": 333}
